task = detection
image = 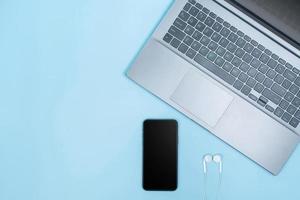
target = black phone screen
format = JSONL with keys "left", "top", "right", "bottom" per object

{"left": 143, "top": 119, "right": 178, "bottom": 191}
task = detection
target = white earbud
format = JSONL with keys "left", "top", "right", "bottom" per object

{"left": 203, "top": 154, "right": 222, "bottom": 173}
{"left": 202, "top": 154, "right": 223, "bottom": 200}
{"left": 203, "top": 154, "right": 213, "bottom": 173}
{"left": 213, "top": 154, "right": 222, "bottom": 173}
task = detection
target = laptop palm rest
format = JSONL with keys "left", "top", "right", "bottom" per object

{"left": 171, "top": 70, "right": 234, "bottom": 127}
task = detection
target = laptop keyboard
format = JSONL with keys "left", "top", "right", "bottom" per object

{"left": 163, "top": 0, "right": 300, "bottom": 128}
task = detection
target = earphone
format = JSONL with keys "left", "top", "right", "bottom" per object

{"left": 203, "top": 154, "right": 222, "bottom": 173}
{"left": 202, "top": 154, "right": 223, "bottom": 200}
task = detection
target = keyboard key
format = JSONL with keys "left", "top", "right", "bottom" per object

{"left": 169, "top": 26, "right": 186, "bottom": 40}
{"left": 258, "top": 64, "right": 268, "bottom": 74}
{"left": 287, "top": 105, "right": 297, "bottom": 115}
{"left": 295, "top": 110, "right": 300, "bottom": 119}
{"left": 224, "top": 52, "right": 234, "bottom": 62}
{"left": 279, "top": 100, "right": 289, "bottom": 109}
{"left": 241, "top": 85, "right": 251, "bottom": 95}
{"left": 170, "top": 38, "right": 181, "bottom": 48}
{"left": 207, "top": 51, "right": 217, "bottom": 62}
{"left": 238, "top": 72, "right": 248, "bottom": 82}
{"left": 290, "top": 84, "right": 300, "bottom": 95}
{"left": 191, "top": 41, "right": 201, "bottom": 51}
{"left": 196, "top": 11, "right": 207, "bottom": 22}
{"left": 195, "top": 3, "right": 203, "bottom": 9}
{"left": 211, "top": 33, "right": 221, "bottom": 42}
{"left": 262, "top": 88, "right": 281, "bottom": 104}
{"left": 289, "top": 118, "right": 299, "bottom": 128}
{"left": 247, "top": 68, "right": 257, "bottom": 78}
{"left": 249, "top": 93, "right": 258, "bottom": 101}
{"left": 209, "top": 12, "right": 217, "bottom": 19}
{"left": 183, "top": 3, "right": 192, "bottom": 12}
{"left": 199, "top": 46, "right": 209, "bottom": 56}
{"left": 186, "top": 48, "right": 197, "bottom": 59}
{"left": 232, "top": 57, "right": 242, "bottom": 67}
{"left": 246, "top": 78, "right": 256, "bottom": 87}
{"left": 183, "top": 36, "right": 194, "bottom": 46}
{"left": 295, "top": 77, "right": 300, "bottom": 87}
{"left": 250, "top": 59, "right": 260, "bottom": 68}
{"left": 292, "top": 67, "right": 300, "bottom": 74}
{"left": 265, "top": 105, "right": 275, "bottom": 113}
{"left": 203, "top": 27, "right": 213, "bottom": 37}
{"left": 265, "top": 49, "right": 272, "bottom": 55}
{"left": 228, "top": 33, "right": 238, "bottom": 43}
{"left": 208, "top": 41, "right": 218, "bottom": 51}
{"left": 202, "top": 7, "right": 210, "bottom": 14}
{"left": 266, "top": 69, "right": 276, "bottom": 79}
{"left": 200, "top": 36, "right": 210, "bottom": 46}
{"left": 219, "top": 38, "right": 229, "bottom": 48}
{"left": 233, "top": 80, "right": 243, "bottom": 90}
{"left": 192, "top": 31, "right": 203, "bottom": 41}
{"left": 215, "top": 57, "right": 225, "bottom": 67}
{"left": 282, "top": 113, "right": 292, "bottom": 123}
{"left": 223, "top": 62, "right": 233, "bottom": 72}
{"left": 216, "top": 47, "right": 226, "bottom": 56}
{"left": 163, "top": 33, "right": 173, "bottom": 43}
{"left": 189, "top": 7, "right": 199, "bottom": 17}
{"left": 178, "top": 43, "right": 189, "bottom": 53}
{"left": 220, "top": 27, "right": 230, "bottom": 37}
{"left": 184, "top": 25, "right": 195, "bottom": 35}
{"left": 242, "top": 53, "right": 253, "bottom": 63}
{"left": 271, "top": 54, "right": 279, "bottom": 60}
{"left": 227, "top": 43, "right": 237, "bottom": 53}
{"left": 251, "top": 49, "right": 262, "bottom": 58}
{"left": 231, "top": 67, "right": 241, "bottom": 77}
{"left": 235, "top": 49, "right": 245, "bottom": 58}
{"left": 286, "top": 63, "right": 293, "bottom": 69}
{"left": 254, "top": 83, "right": 264, "bottom": 93}
{"left": 195, "top": 22, "right": 206, "bottom": 32}
{"left": 274, "top": 74, "right": 284, "bottom": 84}
{"left": 244, "top": 35, "right": 251, "bottom": 42}
{"left": 244, "top": 43, "right": 254, "bottom": 53}
{"left": 267, "top": 59, "right": 277, "bottom": 69}
{"left": 292, "top": 97, "right": 300, "bottom": 107}
{"left": 255, "top": 72, "right": 265, "bottom": 83}
{"left": 282, "top": 79, "right": 291, "bottom": 89}
{"left": 174, "top": 18, "right": 187, "bottom": 30}
{"left": 179, "top": 11, "right": 190, "bottom": 21}
{"left": 263, "top": 78, "right": 272, "bottom": 88}
{"left": 236, "top": 38, "right": 246, "bottom": 48}
{"left": 259, "top": 53, "right": 269, "bottom": 64}
{"left": 250, "top": 40, "right": 258, "bottom": 46}
{"left": 275, "top": 64, "right": 285, "bottom": 74}
{"left": 237, "top": 30, "right": 244, "bottom": 37}
{"left": 188, "top": 0, "right": 196, "bottom": 5}
{"left": 258, "top": 44, "right": 265, "bottom": 51}
{"left": 239, "top": 62, "right": 250, "bottom": 72}
{"left": 194, "top": 54, "right": 235, "bottom": 85}
{"left": 284, "top": 92, "right": 294, "bottom": 102}
{"left": 283, "top": 70, "right": 297, "bottom": 82}
{"left": 212, "top": 22, "right": 222, "bottom": 32}
{"left": 216, "top": 17, "right": 224, "bottom": 23}
{"left": 271, "top": 83, "right": 286, "bottom": 97}
{"left": 188, "top": 17, "right": 198, "bottom": 26}
{"left": 204, "top": 17, "right": 215, "bottom": 27}
{"left": 223, "top": 21, "right": 230, "bottom": 28}
{"left": 274, "top": 107, "right": 284, "bottom": 118}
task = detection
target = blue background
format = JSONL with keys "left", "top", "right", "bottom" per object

{"left": 0, "top": 0, "right": 299, "bottom": 199}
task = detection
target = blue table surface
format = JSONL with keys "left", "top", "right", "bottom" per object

{"left": 1, "top": 0, "right": 299, "bottom": 199}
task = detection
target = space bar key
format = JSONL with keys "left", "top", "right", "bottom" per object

{"left": 194, "top": 54, "right": 235, "bottom": 85}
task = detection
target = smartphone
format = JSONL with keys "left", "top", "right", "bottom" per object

{"left": 143, "top": 119, "right": 178, "bottom": 191}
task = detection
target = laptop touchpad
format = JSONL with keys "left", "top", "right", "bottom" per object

{"left": 171, "top": 70, "right": 234, "bottom": 127}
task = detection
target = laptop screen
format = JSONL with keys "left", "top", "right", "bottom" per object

{"left": 230, "top": 0, "right": 300, "bottom": 50}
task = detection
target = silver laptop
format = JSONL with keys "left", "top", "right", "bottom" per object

{"left": 127, "top": 0, "right": 300, "bottom": 175}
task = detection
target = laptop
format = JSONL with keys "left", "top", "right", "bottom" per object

{"left": 127, "top": 0, "right": 300, "bottom": 175}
